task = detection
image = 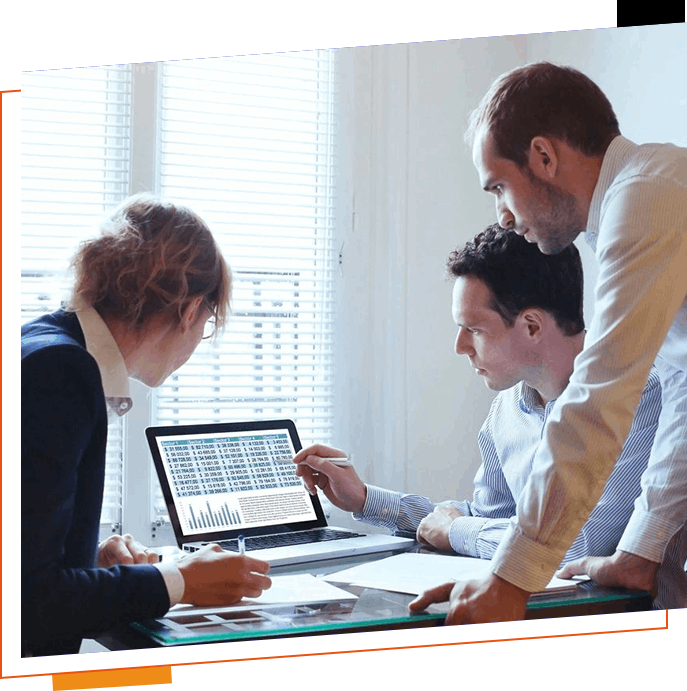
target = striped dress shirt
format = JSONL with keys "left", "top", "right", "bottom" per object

{"left": 356, "top": 370, "right": 661, "bottom": 568}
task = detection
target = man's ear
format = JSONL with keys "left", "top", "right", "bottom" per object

{"left": 528, "top": 136, "right": 559, "bottom": 180}
{"left": 520, "top": 309, "right": 545, "bottom": 342}
{"left": 180, "top": 296, "right": 205, "bottom": 333}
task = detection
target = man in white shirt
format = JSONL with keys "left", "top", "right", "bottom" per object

{"left": 410, "top": 62, "right": 687, "bottom": 622}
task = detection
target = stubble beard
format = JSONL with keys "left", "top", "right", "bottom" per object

{"left": 526, "top": 171, "right": 585, "bottom": 255}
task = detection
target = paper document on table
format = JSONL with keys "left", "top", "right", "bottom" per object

{"left": 170, "top": 574, "right": 357, "bottom": 615}
{"left": 323, "top": 552, "right": 586, "bottom": 595}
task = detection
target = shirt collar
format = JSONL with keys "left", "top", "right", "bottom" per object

{"left": 73, "top": 304, "right": 133, "bottom": 417}
{"left": 586, "top": 135, "right": 639, "bottom": 252}
{"left": 518, "top": 382, "right": 543, "bottom": 413}
{"left": 517, "top": 381, "right": 560, "bottom": 414}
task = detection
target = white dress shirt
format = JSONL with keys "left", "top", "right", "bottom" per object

{"left": 490, "top": 136, "right": 687, "bottom": 608}
{"left": 74, "top": 305, "right": 185, "bottom": 606}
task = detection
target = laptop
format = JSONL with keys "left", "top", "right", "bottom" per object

{"left": 146, "top": 419, "right": 415, "bottom": 566}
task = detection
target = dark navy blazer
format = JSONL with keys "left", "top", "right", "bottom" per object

{"left": 21, "top": 310, "right": 169, "bottom": 656}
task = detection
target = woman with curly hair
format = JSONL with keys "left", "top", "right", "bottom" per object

{"left": 21, "top": 195, "right": 271, "bottom": 657}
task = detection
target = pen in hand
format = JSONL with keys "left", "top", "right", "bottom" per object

{"left": 323, "top": 456, "right": 353, "bottom": 468}
{"left": 238, "top": 534, "right": 246, "bottom": 556}
{"left": 276, "top": 455, "right": 353, "bottom": 468}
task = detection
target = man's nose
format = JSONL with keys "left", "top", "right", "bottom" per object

{"left": 496, "top": 201, "right": 515, "bottom": 230}
{"left": 455, "top": 330, "right": 472, "bottom": 355}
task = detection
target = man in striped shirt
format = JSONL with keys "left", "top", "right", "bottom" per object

{"left": 294, "top": 225, "right": 661, "bottom": 568}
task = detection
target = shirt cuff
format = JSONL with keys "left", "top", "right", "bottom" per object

{"left": 354, "top": 485, "right": 402, "bottom": 531}
{"left": 616, "top": 508, "right": 681, "bottom": 564}
{"left": 153, "top": 561, "right": 185, "bottom": 607}
{"left": 490, "top": 524, "right": 566, "bottom": 593}
{"left": 448, "top": 517, "right": 490, "bottom": 557}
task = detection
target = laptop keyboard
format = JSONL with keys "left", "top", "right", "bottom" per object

{"left": 209, "top": 528, "right": 366, "bottom": 552}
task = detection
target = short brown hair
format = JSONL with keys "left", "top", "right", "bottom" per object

{"left": 70, "top": 194, "right": 231, "bottom": 333}
{"left": 465, "top": 62, "right": 620, "bottom": 168}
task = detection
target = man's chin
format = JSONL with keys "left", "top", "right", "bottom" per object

{"left": 531, "top": 237, "right": 566, "bottom": 255}
{"left": 484, "top": 378, "right": 511, "bottom": 392}
{"left": 536, "top": 228, "right": 583, "bottom": 255}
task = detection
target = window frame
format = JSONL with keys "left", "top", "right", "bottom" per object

{"left": 21, "top": 56, "right": 340, "bottom": 547}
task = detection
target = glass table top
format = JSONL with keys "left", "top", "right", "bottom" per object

{"left": 131, "top": 575, "right": 651, "bottom": 647}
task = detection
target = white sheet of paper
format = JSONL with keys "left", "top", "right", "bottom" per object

{"left": 168, "top": 574, "right": 357, "bottom": 616}
{"left": 323, "top": 552, "right": 586, "bottom": 595}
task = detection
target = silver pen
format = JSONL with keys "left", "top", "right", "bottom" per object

{"left": 275, "top": 455, "right": 353, "bottom": 467}
{"left": 326, "top": 456, "right": 353, "bottom": 467}
{"left": 238, "top": 534, "right": 246, "bottom": 555}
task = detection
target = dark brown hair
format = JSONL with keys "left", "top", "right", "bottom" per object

{"left": 447, "top": 224, "right": 584, "bottom": 336}
{"left": 465, "top": 62, "right": 620, "bottom": 168}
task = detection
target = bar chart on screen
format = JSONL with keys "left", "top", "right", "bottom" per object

{"left": 183, "top": 500, "right": 243, "bottom": 531}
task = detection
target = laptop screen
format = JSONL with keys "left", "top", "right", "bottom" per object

{"left": 146, "top": 420, "right": 327, "bottom": 544}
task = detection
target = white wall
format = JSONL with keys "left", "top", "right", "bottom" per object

{"left": 332, "top": 24, "right": 687, "bottom": 519}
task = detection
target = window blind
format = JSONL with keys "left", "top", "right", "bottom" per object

{"left": 20, "top": 54, "right": 340, "bottom": 535}
{"left": 21, "top": 66, "right": 132, "bottom": 533}
{"left": 153, "top": 52, "right": 338, "bottom": 520}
